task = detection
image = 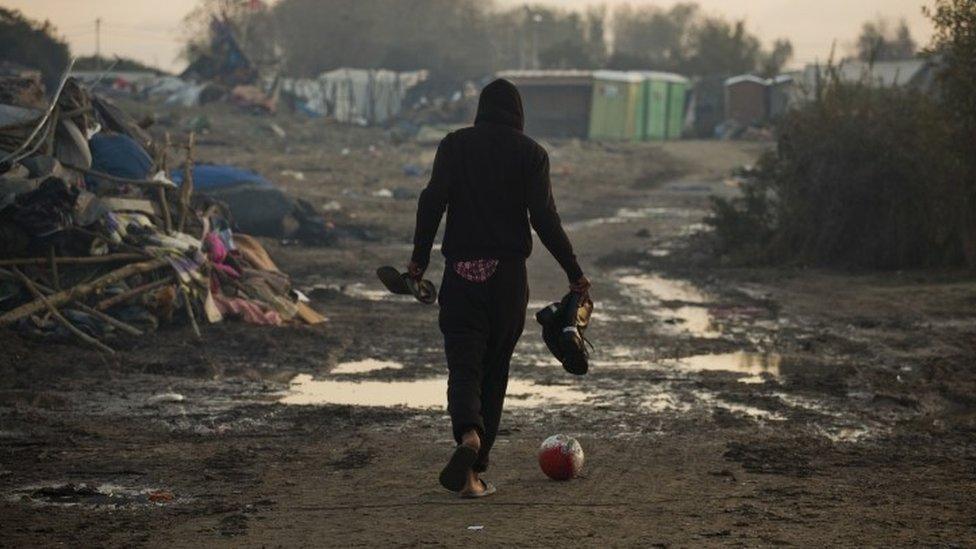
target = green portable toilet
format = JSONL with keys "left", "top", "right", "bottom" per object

{"left": 638, "top": 71, "right": 690, "bottom": 140}
{"left": 589, "top": 71, "right": 645, "bottom": 141}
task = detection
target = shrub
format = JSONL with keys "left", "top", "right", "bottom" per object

{"left": 709, "top": 69, "right": 967, "bottom": 269}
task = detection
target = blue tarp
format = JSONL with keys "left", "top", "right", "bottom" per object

{"left": 86, "top": 133, "right": 153, "bottom": 188}
{"left": 170, "top": 164, "right": 273, "bottom": 191}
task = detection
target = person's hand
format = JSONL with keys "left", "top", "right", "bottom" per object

{"left": 407, "top": 260, "right": 426, "bottom": 281}
{"left": 570, "top": 275, "right": 591, "bottom": 297}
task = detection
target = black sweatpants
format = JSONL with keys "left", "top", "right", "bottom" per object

{"left": 439, "top": 259, "right": 529, "bottom": 473}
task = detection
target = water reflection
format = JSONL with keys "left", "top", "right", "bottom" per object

{"left": 331, "top": 359, "right": 403, "bottom": 375}
{"left": 281, "top": 374, "right": 588, "bottom": 408}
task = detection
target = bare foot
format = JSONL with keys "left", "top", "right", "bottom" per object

{"left": 459, "top": 469, "right": 487, "bottom": 497}
{"left": 458, "top": 430, "right": 485, "bottom": 496}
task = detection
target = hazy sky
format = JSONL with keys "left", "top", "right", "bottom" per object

{"left": 5, "top": 0, "right": 935, "bottom": 72}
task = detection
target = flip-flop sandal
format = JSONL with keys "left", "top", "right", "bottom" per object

{"left": 406, "top": 277, "right": 437, "bottom": 305}
{"left": 376, "top": 266, "right": 438, "bottom": 304}
{"left": 376, "top": 266, "right": 412, "bottom": 295}
{"left": 439, "top": 445, "right": 479, "bottom": 492}
{"left": 459, "top": 480, "right": 497, "bottom": 499}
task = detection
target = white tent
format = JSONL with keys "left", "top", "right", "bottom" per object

{"left": 282, "top": 68, "right": 428, "bottom": 125}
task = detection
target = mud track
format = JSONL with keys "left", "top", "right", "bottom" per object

{"left": 2, "top": 108, "right": 974, "bottom": 547}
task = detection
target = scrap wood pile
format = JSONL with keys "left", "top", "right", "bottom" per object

{"left": 0, "top": 65, "right": 325, "bottom": 354}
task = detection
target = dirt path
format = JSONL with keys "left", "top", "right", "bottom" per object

{"left": 1, "top": 122, "right": 974, "bottom": 547}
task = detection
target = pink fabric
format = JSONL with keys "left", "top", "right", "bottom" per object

{"left": 204, "top": 232, "right": 240, "bottom": 279}
{"left": 454, "top": 259, "right": 499, "bottom": 283}
{"left": 212, "top": 292, "right": 283, "bottom": 326}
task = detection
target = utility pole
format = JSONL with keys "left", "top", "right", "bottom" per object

{"left": 95, "top": 18, "right": 102, "bottom": 69}
{"left": 532, "top": 13, "right": 543, "bottom": 70}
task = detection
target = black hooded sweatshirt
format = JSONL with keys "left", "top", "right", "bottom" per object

{"left": 411, "top": 79, "right": 583, "bottom": 282}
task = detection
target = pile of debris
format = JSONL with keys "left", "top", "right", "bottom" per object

{"left": 0, "top": 64, "right": 324, "bottom": 354}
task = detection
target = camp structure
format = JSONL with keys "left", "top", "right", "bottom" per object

{"left": 767, "top": 74, "right": 798, "bottom": 119}
{"left": 588, "top": 71, "right": 645, "bottom": 141}
{"left": 495, "top": 70, "right": 594, "bottom": 139}
{"left": 281, "top": 69, "right": 428, "bottom": 126}
{"left": 587, "top": 71, "right": 689, "bottom": 141}
{"left": 724, "top": 74, "right": 769, "bottom": 127}
{"left": 636, "top": 71, "right": 690, "bottom": 140}
{"left": 794, "top": 58, "right": 938, "bottom": 102}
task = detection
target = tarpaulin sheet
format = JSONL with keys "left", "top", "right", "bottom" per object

{"left": 170, "top": 164, "right": 273, "bottom": 191}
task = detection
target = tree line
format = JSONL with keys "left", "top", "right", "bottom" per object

{"left": 184, "top": 0, "right": 920, "bottom": 88}
{"left": 1, "top": 2, "right": 922, "bottom": 94}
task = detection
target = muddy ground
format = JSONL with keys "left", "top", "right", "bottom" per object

{"left": 2, "top": 103, "right": 975, "bottom": 547}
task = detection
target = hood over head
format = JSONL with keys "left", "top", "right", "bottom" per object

{"left": 474, "top": 79, "right": 524, "bottom": 131}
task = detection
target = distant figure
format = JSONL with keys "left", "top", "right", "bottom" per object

{"left": 409, "top": 79, "right": 590, "bottom": 497}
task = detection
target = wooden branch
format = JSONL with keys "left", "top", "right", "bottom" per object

{"left": 72, "top": 302, "right": 142, "bottom": 336}
{"left": 178, "top": 132, "right": 196, "bottom": 232}
{"left": 96, "top": 276, "right": 172, "bottom": 311}
{"left": 48, "top": 246, "right": 60, "bottom": 291}
{"left": 11, "top": 273, "right": 145, "bottom": 337}
{"left": 62, "top": 162, "right": 177, "bottom": 189}
{"left": 0, "top": 258, "right": 168, "bottom": 326}
{"left": 9, "top": 267, "right": 115, "bottom": 355}
{"left": 179, "top": 285, "right": 201, "bottom": 339}
{"left": 157, "top": 132, "right": 173, "bottom": 234}
{"left": 0, "top": 253, "right": 146, "bottom": 267}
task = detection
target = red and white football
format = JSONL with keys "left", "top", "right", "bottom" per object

{"left": 538, "top": 434, "right": 584, "bottom": 480}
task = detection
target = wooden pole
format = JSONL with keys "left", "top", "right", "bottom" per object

{"left": 11, "top": 273, "right": 145, "bottom": 337}
{"left": 178, "top": 132, "right": 195, "bottom": 233}
{"left": 95, "top": 276, "right": 172, "bottom": 311}
{"left": 73, "top": 302, "right": 143, "bottom": 336}
{"left": 62, "top": 163, "right": 177, "bottom": 189}
{"left": 0, "top": 258, "right": 168, "bottom": 326}
{"left": 157, "top": 132, "right": 173, "bottom": 234}
{"left": 0, "top": 253, "right": 146, "bottom": 267}
{"left": 48, "top": 246, "right": 60, "bottom": 291}
{"left": 9, "top": 267, "right": 115, "bottom": 354}
{"left": 179, "top": 285, "right": 201, "bottom": 339}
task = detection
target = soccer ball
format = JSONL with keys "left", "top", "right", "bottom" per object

{"left": 538, "top": 434, "right": 584, "bottom": 480}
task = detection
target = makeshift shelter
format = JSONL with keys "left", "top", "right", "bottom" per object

{"left": 767, "top": 74, "right": 798, "bottom": 119}
{"left": 724, "top": 75, "right": 769, "bottom": 127}
{"left": 687, "top": 75, "right": 727, "bottom": 138}
{"left": 638, "top": 71, "right": 689, "bottom": 140}
{"left": 181, "top": 17, "right": 258, "bottom": 87}
{"left": 795, "top": 59, "right": 938, "bottom": 102}
{"left": 588, "top": 71, "right": 645, "bottom": 141}
{"left": 0, "top": 68, "right": 325, "bottom": 353}
{"left": 495, "top": 70, "right": 594, "bottom": 139}
{"left": 281, "top": 69, "right": 428, "bottom": 126}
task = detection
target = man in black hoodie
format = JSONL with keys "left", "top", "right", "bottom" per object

{"left": 409, "top": 79, "right": 589, "bottom": 497}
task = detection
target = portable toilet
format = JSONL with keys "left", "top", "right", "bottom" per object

{"left": 588, "top": 71, "right": 645, "bottom": 141}
{"left": 724, "top": 74, "right": 769, "bottom": 126}
{"left": 638, "top": 71, "right": 690, "bottom": 140}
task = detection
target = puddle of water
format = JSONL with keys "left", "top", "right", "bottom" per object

{"left": 667, "top": 352, "right": 782, "bottom": 384}
{"left": 342, "top": 283, "right": 396, "bottom": 301}
{"left": 331, "top": 359, "right": 403, "bottom": 375}
{"left": 640, "top": 386, "right": 784, "bottom": 420}
{"left": 566, "top": 207, "right": 699, "bottom": 231}
{"left": 618, "top": 273, "right": 721, "bottom": 337}
{"left": 710, "top": 398, "right": 785, "bottom": 420}
{"left": 281, "top": 374, "right": 588, "bottom": 409}
{"left": 619, "top": 274, "right": 709, "bottom": 303}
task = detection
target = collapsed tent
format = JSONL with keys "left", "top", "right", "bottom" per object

{"left": 0, "top": 67, "right": 325, "bottom": 353}
{"left": 282, "top": 69, "right": 428, "bottom": 125}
